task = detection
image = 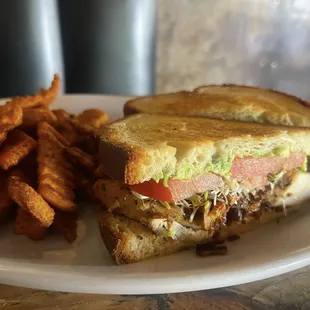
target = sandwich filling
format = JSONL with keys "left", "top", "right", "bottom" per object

{"left": 95, "top": 151, "right": 310, "bottom": 240}
{"left": 130, "top": 152, "right": 305, "bottom": 202}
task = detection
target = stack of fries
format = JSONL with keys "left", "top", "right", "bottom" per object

{"left": 0, "top": 74, "right": 109, "bottom": 243}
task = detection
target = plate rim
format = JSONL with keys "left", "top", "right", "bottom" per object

{"left": 0, "top": 248, "right": 309, "bottom": 295}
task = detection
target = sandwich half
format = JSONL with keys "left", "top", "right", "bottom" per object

{"left": 96, "top": 114, "right": 310, "bottom": 264}
{"left": 124, "top": 85, "right": 310, "bottom": 127}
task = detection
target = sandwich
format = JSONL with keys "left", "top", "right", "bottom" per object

{"left": 124, "top": 85, "right": 310, "bottom": 127}
{"left": 95, "top": 114, "right": 310, "bottom": 264}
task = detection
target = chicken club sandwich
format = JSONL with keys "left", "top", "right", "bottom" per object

{"left": 95, "top": 114, "right": 310, "bottom": 265}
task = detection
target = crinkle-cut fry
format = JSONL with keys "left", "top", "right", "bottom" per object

{"left": 38, "top": 141, "right": 72, "bottom": 168}
{"left": 75, "top": 169, "right": 95, "bottom": 201}
{"left": 39, "top": 165, "right": 74, "bottom": 183}
{"left": 22, "top": 106, "right": 57, "bottom": 127}
{"left": 0, "top": 102, "right": 23, "bottom": 144}
{"left": 0, "top": 171, "right": 13, "bottom": 222}
{"left": 64, "top": 146, "right": 96, "bottom": 171}
{"left": 0, "top": 102, "right": 23, "bottom": 129}
{"left": 37, "top": 122, "right": 76, "bottom": 211}
{"left": 54, "top": 122, "right": 81, "bottom": 145}
{"left": 38, "top": 143, "right": 73, "bottom": 170}
{"left": 14, "top": 207, "right": 48, "bottom": 241}
{"left": 38, "top": 121, "right": 70, "bottom": 147}
{"left": 40, "top": 170, "right": 75, "bottom": 189}
{"left": 0, "top": 130, "right": 37, "bottom": 170}
{"left": 8, "top": 177, "right": 54, "bottom": 227}
{"left": 53, "top": 209, "right": 77, "bottom": 243}
{"left": 21, "top": 127, "right": 38, "bottom": 140}
{"left": 0, "top": 132, "right": 8, "bottom": 146}
{"left": 40, "top": 176, "right": 76, "bottom": 200}
{"left": 53, "top": 109, "right": 80, "bottom": 145}
{"left": 39, "top": 74, "right": 61, "bottom": 106}
{"left": 39, "top": 184, "right": 76, "bottom": 211}
{"left": 52, "top": 109, "right": 73, "bottom": 123}
{"left": 74, "top": 136, "right": 99, "bottom": 155}
{"left": 74, "top": 109, "right": 109, "bottom": 128}
{"left": 71, "top": 109, "right": 109, "bottom": 135}
{"left": 18, "top": 151, "right": 38, "bottom": 188}
{"left": 7, "top": 74, "right": 60, "bottom": 108}
{"left": 9, "top": 168, "right": 31, "bottom": 186}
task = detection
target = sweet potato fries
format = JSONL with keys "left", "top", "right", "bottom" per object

{"left": 0, "top": 74, "right": 109, "bottom": 243}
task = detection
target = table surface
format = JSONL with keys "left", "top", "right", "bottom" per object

{"left": 1, "top": 265, "right": 309, "bottom": 310}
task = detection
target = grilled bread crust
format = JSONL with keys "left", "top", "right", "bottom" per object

{"left": 99, "top": 114, "right": 310, "bottom": 184}
{"left": 98, "top": 203, "right": 301, "bottom": 265}
{"left": 124, "top": 84, "right": 310, "bottom": 127}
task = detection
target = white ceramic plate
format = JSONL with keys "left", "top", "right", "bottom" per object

{"left": 0, "top": 94, "right": 310, "bottom": 295}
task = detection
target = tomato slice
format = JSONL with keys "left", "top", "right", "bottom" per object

{"left": 131, "top": 179, "right": 173, "bottom": 202}
{"left": 130, "top": 173, "right": 224, "bottom": 202}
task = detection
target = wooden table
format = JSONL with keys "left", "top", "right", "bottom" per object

{"left": 1, "top": 266, "right": 309, "bottom": 310}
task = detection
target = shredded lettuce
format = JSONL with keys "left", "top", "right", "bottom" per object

{"left": 203, "top": 191, "right": 208, "bottom": 200}
{"left": 204, "top": 201, "right": 211, "bottom": 212}
{"left": 163, "top": 229, "right": 175, "bottom": 238}
{"left": 161, "top": 201, "right": 171, "bottom": 209}
{"left": 189, "top": 205, "right": 201, "bottom": 223}
{"left": 189, "top": 195, "right": 202, "bottom": 207}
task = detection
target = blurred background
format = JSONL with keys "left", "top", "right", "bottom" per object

{"left": 0, "top": 0, "right": 310, "bottom": 99}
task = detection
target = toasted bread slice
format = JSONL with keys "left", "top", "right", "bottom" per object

{"left": 124, "top": 85, "right": 310, "bottom": 127}
{"left": 99, "top": 114, "right": 310, "bottom": 184}
{"left": 98, "top": 210, "right": 212, "bottom": 265}
{"left": 98, "top": 203, "right": 302, "bottom": 265}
